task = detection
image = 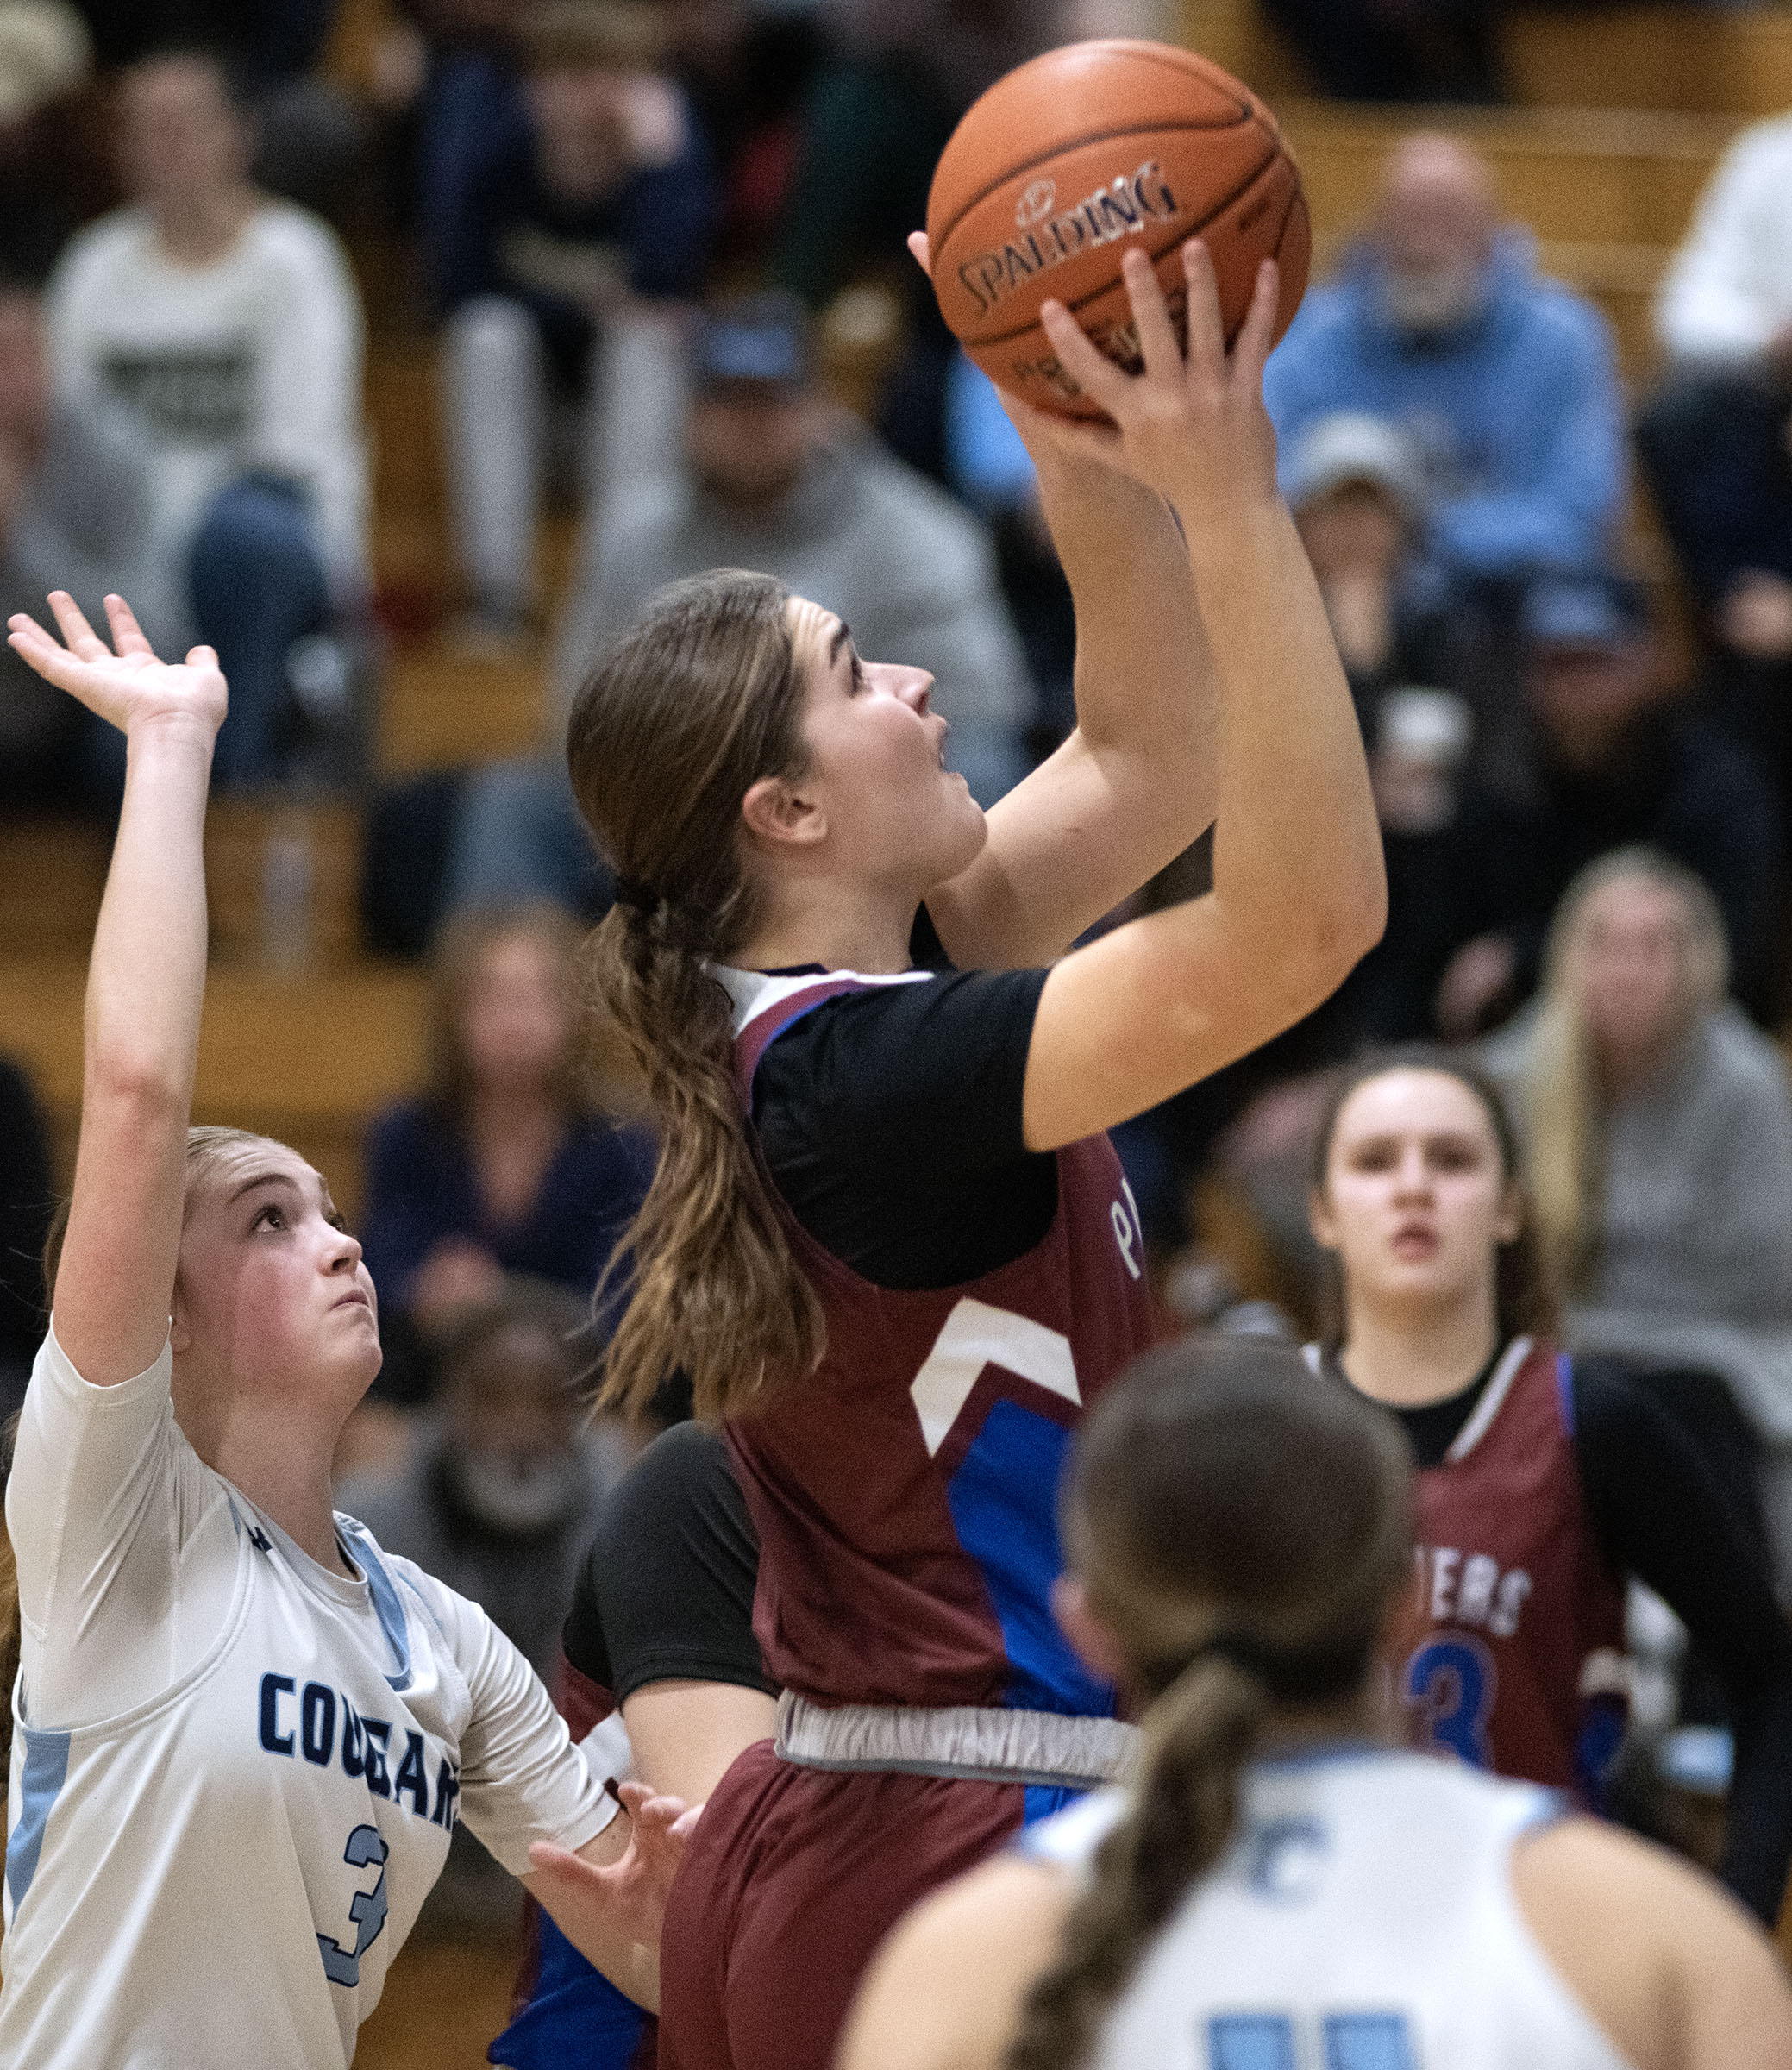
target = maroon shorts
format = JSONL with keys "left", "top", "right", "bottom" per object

{"left": 657, "top": 1740, "right": 1033, "bottom": 2070}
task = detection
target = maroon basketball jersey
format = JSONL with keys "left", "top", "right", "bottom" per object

{"left": 723, "top": 968, "right": 1156, "bottom": 1715}
{"left": 1401, "top": 1337, "right": 1627, "bottom": 1798}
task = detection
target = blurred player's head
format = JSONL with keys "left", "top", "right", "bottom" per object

{"left": 1370, "top": 132, "right": 1498, "bottom": 337}
{"left": 117, "top": 49, "right": 251, "bottom": 221}
{"left": 523, "top": 2, "right": 672, "bottom": 204}
{"left": 435, "top": 1277, "right": 593, "bottom": 1535}
{"left": 1307, "top": 1051, "right": 1555, "bottom": 1353}
{"left": 1015, "top": 1334, "right": 1413, "bottom": 2070}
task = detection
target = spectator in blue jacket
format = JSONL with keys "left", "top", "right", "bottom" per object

{"left": 1263, "top": 133, "right": 1626, "bottom": 602}
{"left": 426, "top": 3, "right": 716, "bottom": 643}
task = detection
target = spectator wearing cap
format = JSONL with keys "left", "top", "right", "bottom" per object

{"left": 45, "top": 46, "right": 369, "bottom": 789}
{"left": 441, "top": 291, "right": 1034, "bottom": 919}
{"left": 427, "top": 2, "right": 716, "bottom": 645}
{"left": 1263, "top": 134, "right": 1626, "bottom": 600}
{"left": 1425, "top": 573, "right": 1782, "bottom": 1038}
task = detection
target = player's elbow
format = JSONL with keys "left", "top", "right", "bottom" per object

{"left": 1294, "top": 866, "right": 1387, "bottom": 1003}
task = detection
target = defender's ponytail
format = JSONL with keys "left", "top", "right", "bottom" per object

{"left": 1006, "top": 1338, "right": 1413, "bottom": 2070}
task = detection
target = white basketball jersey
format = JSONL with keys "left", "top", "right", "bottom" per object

{"left": 1025, "top": 1746, "right": 1635, "bottom": 2070}
{"left": 0, "top": 1330, "right": 616, "bottom": 2070}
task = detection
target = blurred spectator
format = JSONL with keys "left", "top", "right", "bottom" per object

{"left": 1483, "top": 848, "right": 1792, "bottom": 1324}
{"left": 446, "top": 292, "right": 1032, "bottom": 919}
{"left": 46, "top": 47, "right": 370, "bottom": 789}
{"left": 1426, "top": 574, "right": 1781, "bottom": 1037}
{"left": 1635, "top": 341, "right": 1792, "bottom": 824}
{"left": 336, "top": 1276, "right": 628, "bottom": 1686}
{"left": 0, "top": 280, "right": 175, "bottom": 809}
{"left": 1263, "top": 133, "right": 1626, "bottom": 601}
{"left": 0, "top": 2, "right": 106, "bottom": 285}
{"left": 1482, "top": 848, "right": 1792, "bottom": 1583}
{"left": 1654, "top": 111, "right": 1792, "bottom": 371}
{"left": 1258, "top": 0, "right": 1500, "bottom": 102}
{"left": 359, "top": 902, "right": 653, "bottom": 1406}
{"left": 427, "top": 2, "right": 714, "bottom": 643}
{"left": 656, "top": 0, "right": 822, "bottom": 271}
{"left": 1284, "top": 408, "right": 1514, "bottom": 755}
{"left": 0, "top": 1053, "right": 53, "bottom": 1428}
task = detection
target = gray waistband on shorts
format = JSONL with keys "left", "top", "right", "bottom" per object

{"left": 774, "top": 1690, "right": 1141, "bottom": 1791}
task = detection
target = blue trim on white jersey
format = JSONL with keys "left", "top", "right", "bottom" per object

{"left": 337, "top": 1523, "right": 414, "bottom": 1694}
{"left": 6, "top": 1724, "right": 72, "bottom": 1908}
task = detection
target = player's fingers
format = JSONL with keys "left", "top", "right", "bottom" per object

{"left": 1038, "top": 298, "right": 1128, "bottom": 411}
{"left": 183, "top": 644, "right": 221, "bottom": 672}
{"left": 907, "top": 229, "right": 930, "bottom": 273}
{"left": 8, "top": 612, "right": 91, "bottom": 689}
{"left": 47, "top": 589, "right": 110, "bottom": 660}
{"left": 104, "top": 593, "right": 154, "bottom": 657}
{"left": 526, "top": 1840, "right": 587, "bottom": 1879}
{"left": 1181, "top": 238, "right": 1227, "bottom": 384}
{"left": 1121, "top": 247, "right": 1181, "bottom": 380}
{"left": 1229, "top": 259, "right": 1281, "bottom": 385}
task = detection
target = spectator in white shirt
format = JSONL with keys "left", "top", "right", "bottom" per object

{"left": 1656, "top": 114, "right": 1792, "bottom": 369}
{"left": 45, "top": 47, "right": 369, "bottom": 788}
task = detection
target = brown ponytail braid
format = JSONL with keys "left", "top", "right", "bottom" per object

{"left": 1006, "top": 1337, "right": 1413, "bottom": 2070}
{"left": 567, "top": 569, "right": 826, "bottom": 1421}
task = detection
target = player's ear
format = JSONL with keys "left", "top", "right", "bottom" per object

{"left": 1053, "top": 1575, "right": 1126, "bottom": 1685}
{"left": 1493, "top": 1180, "right": 1524, "bottom": 1247}
{"left": 1307, "top": 1182, "right": 1340, "bottom": 1253}
{"left": 740, "top": 773, "right": 826, "bottom": 852}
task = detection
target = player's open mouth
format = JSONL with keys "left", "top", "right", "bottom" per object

{"left": 1390, "top": 1223, "right": 1437, "bottom": 1258}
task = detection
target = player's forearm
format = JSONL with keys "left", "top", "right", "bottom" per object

{"left": 1035, "top": 447, "right": 1218, "bottom": 811}
{"left": 1186, "top": 499, "right": 1384, "bottom": 967}
{"left": 83, "top": 717, "right": 212, "bottom": 1113}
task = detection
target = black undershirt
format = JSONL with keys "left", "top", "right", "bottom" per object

{"left": 748, "top": 905, "right": 1056, "bottom": 1288}
{"left": 1327, "top": 1345, "right": 1792, "bottom": 1924}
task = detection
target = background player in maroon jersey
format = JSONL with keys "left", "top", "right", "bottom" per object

{"left": 1306, "top": 1051, "right": 1792, "bottom": 1924}
{"left": 553, "top": 241, "right": 1385, "bottom": 2070}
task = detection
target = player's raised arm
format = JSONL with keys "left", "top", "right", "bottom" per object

{"left": 7, "top": 594, "right": 225, "bottom": 1383}
{"left": 998, "top": 244, "right": 1385, "bottom": 1151}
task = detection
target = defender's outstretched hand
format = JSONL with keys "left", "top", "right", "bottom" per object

{"left": 528, "top": 1781, "right": 699, "bottom": 2011}
{"left": 8, "top": 593, "right": 227, "bottom": 738}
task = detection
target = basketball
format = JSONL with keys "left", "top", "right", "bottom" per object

{"left": 925, "top": 39, "right": 1309, "bottom": 419}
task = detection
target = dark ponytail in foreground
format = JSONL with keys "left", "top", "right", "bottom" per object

{"left": 1006, "top": 1338, "right": 1413, "bottom": 2070}
{"left": 567, "top": 570, "right": 825, "bottom": 1421}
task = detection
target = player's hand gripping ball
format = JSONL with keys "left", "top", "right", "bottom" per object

{"left": 925, "top": 38, "right": 1308, "bottom": 418}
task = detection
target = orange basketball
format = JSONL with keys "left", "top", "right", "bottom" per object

{"left": 925, "top": 39, "right": 1309, "bottom": 419}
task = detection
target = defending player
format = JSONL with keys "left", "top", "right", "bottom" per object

{"left": 563, "top": 241, "right": 1385, "bottom": 2070}
{"left": 839, "top": 1338, "right": 1792, "bottom": 2070}
{"left": 1306, "top": 1051, "right": 1792, "bottom": 1923}
{"left": 0, "top": 595, "right": 667, "bottom": 2068}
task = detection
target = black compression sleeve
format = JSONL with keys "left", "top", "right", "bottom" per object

{"left": 562, "top": 1423, "right": 775, "bottom": 1704}
{"left": 1570, "top": 1359, "right": 1792, "bottom": 1923}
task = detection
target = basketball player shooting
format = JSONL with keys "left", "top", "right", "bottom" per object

{"left": 538, "top": 237, "right": 1388, "bottom": 2070}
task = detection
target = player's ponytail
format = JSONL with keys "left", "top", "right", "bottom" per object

{"left": 1006, "top": 1339, "right": 1412, "bottom": 2070}
{"left": 568, "top": 570, "right": 826, "bottom": 1421}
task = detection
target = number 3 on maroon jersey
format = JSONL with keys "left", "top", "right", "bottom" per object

{"left": 1405, "top": 1637, "right": 1496, "bottom": 1768}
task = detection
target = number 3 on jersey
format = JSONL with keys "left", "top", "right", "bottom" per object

{"left": 1405, "top": 1637, "right": 1495, "bottom": 1768}
{"left": 317, "top": 1823, "right": 389, "bottom": 1986}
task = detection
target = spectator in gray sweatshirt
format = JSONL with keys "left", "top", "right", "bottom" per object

{"left": 1482, "top": 846, "right": 1792, "bottom": 1578}
{"left": 443, "top": 292, "right": 1034, "bottom": 919}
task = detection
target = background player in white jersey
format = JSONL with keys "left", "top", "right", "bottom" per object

{"left": 0, "top": 593, "right": 676, "bottom": 2069}
{"left": 839, "top": 1337, "right": 1792, "bottom": 2070}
